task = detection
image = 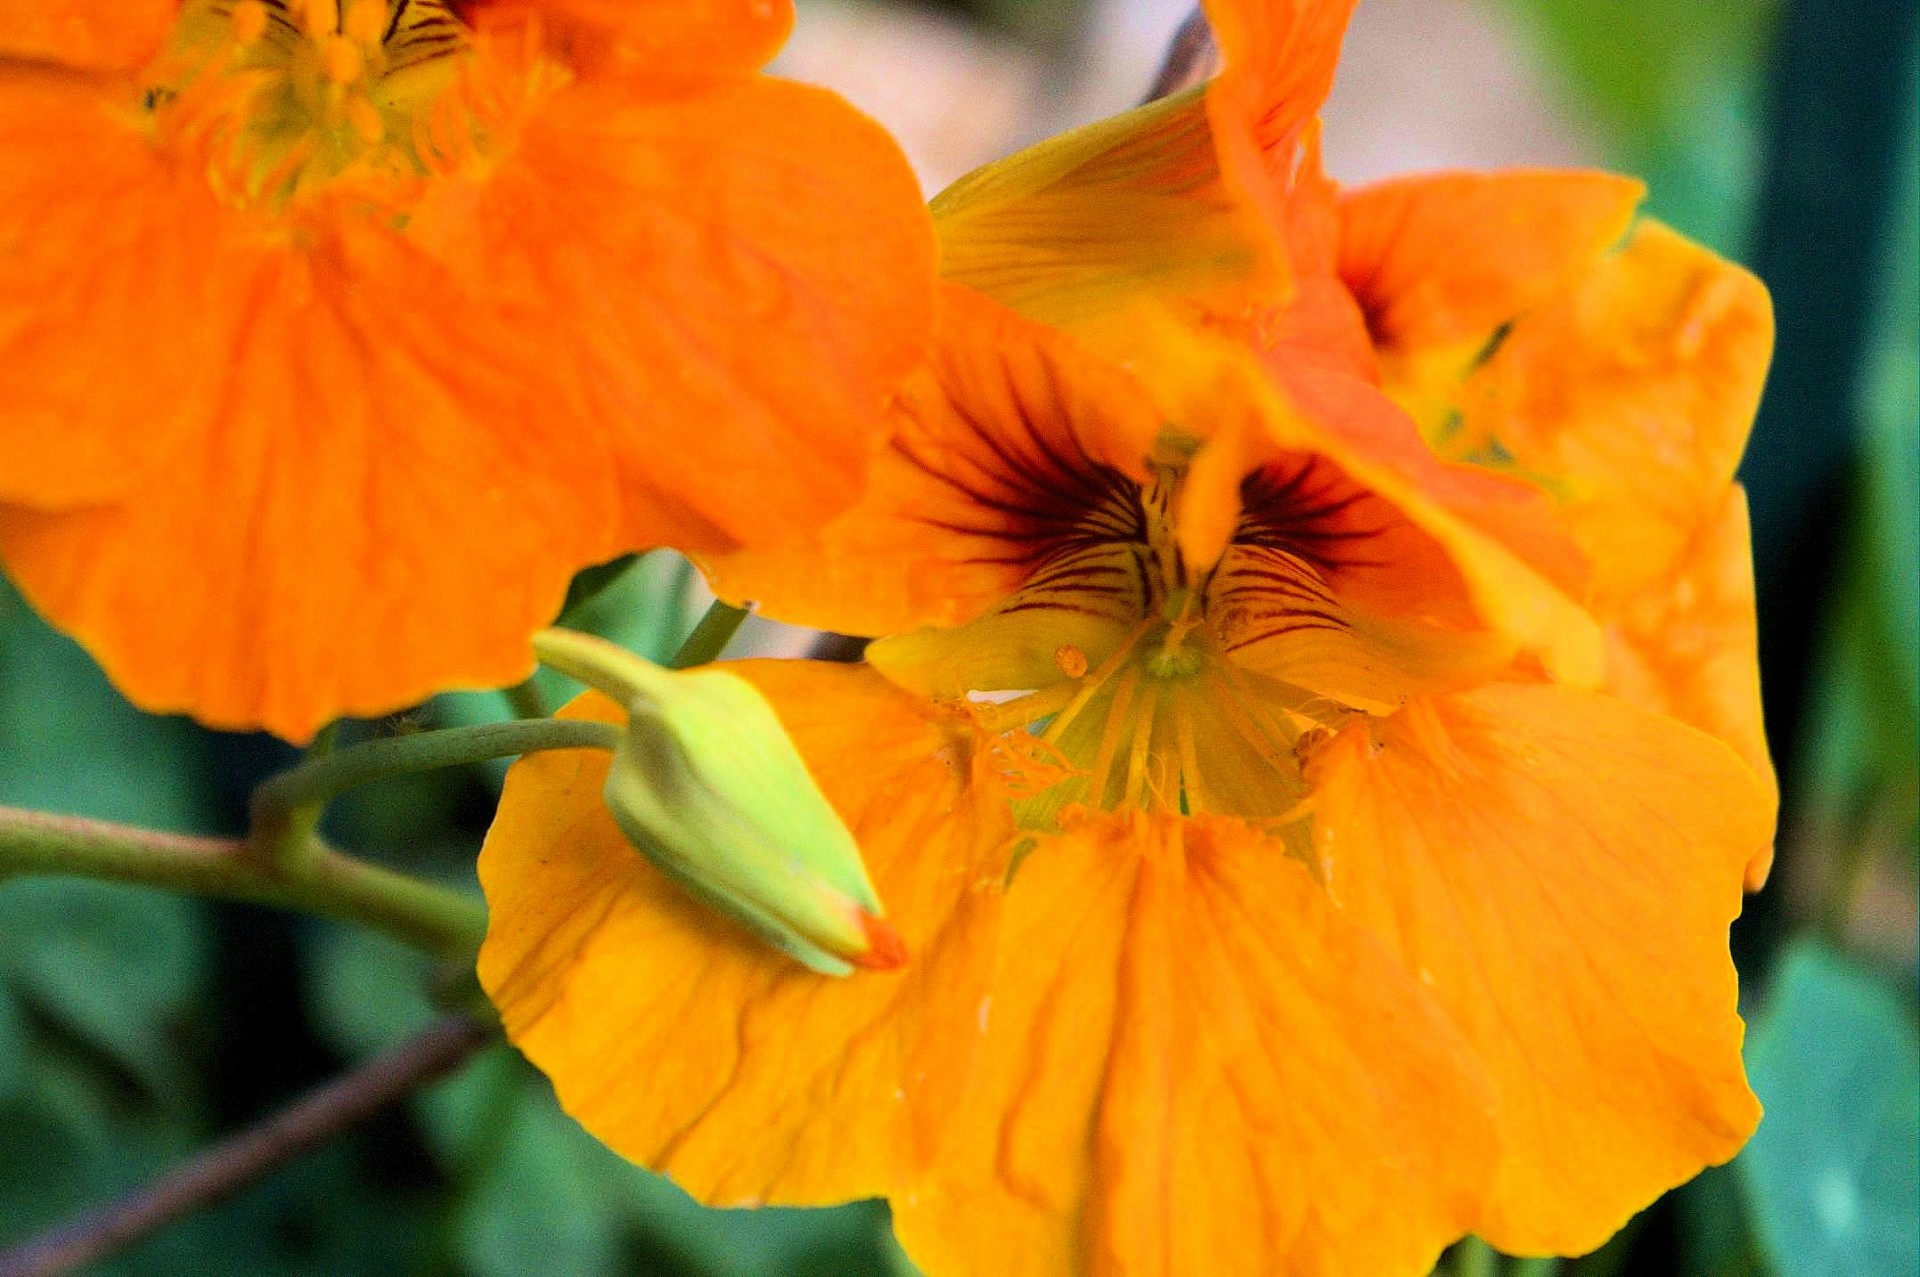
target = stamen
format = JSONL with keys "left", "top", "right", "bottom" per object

{"left": 345, "top": 96, "right": 385, "bottom": 143}
{"left": 1085, "top": 667, "right": 1145, "bottom": 804}
{"left": 1039, "top": 620, "right": 1154, "bottom": 748}
{"left": 319, "top": 34, "right": 364, "bottom": 83}
{"left": 302, "top": 0, "right": 340, "bottom": 38}
{"left": 1122, "top": 690, "right": 1157, "bottom": 809}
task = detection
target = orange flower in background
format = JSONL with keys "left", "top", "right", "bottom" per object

{"left": 0, "top": 0, "right": 934, "bottom": 741}
{"left": 479, "top": 0, "right": 1778, "bottom": 1273}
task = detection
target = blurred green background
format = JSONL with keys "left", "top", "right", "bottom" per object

{"left": 0, "top": 1, "right": 1913, "bottom": 1274}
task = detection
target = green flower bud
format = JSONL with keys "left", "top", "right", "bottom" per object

{"left": 532, "top": 628, "right": 906, "bottom": 977}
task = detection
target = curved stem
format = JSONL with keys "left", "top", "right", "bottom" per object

{"left": 248, "top": 718, "right": 621, "bottom": 862}
{"left": 501, "top": 677, "right": 550, "bottom": 721}
{"left": 670, "top": 600, "right": 748, "bottom": 669}
{"left": 0, "top": 807, "right": 488, "bottom": 960}
{"left": 0, "top": 1018, "right": 493, "bottom": 1277}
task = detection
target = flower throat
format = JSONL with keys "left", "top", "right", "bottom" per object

{"left": 146, "top": 0, "right": 483, "bottom": 206}
{"left": 882, "top": 453, "right": 1381, "bottom": 829}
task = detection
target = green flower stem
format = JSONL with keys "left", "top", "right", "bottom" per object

{"left": 670, "top": 600, "right": 748, "bottom": 668}
{"left": 501, "top": 676, "right": 550, "bottom": 721}
{"left": 1452, "top": 1238, "right": 1499, "bottom": 1277}
{"left": 248, "top": 718, "right": 622, "bottom": 866}
{"left": 1511, "top": 1258, "right": 1561, "bottom": 1277}
{"left": 0, "top": 806, "right": 486, "bottom": 960}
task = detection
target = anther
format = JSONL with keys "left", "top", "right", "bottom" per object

{"left": 345, "top": 96, "right": 385, "bottom": 144}
{"left": 1054, "top": 645, "right": 1089, "bottom": 680}
{"left": 319, "top": 34, "right": 364, "bottom": 82}
{"left": 303, "top": 0, "right": 341, "bottom": 38}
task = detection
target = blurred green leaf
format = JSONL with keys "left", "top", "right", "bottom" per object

{"left": 1679, "top": 1164, "right": 1764, "bottom": 1277}
{"left": 0, "top": 1053, "right": 125, "bottom": 1239}
{"left": 303, "top": 928, "right": 910, "bottom": 1276}
{"left": 1798, "top": 107, "right": 1918, "bottom": 871}
{"left": 0, "top": 979, "right": 24, "bottom": 1100}
{"left": 451, "top": 1065, "right": 642, "bottom": 1277}
{"left": 1496, "top": 0, "right": 1776, "bottom": 143}
{"left": 1739, "top": 942, "right": 1919, "bottom": 1277}
{"left": 1497, "top": 0, "right": 1778, "bottom": 251}
{"left": 0, "top": 580, "right": 212, "bottom": 831}
{"left": 0, "top": 880, "right": 205, "bottom": 1100}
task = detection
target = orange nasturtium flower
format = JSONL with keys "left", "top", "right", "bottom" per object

{"left": 479, "top": 1, "right": 1776, "bottom": 1273}
{"left": 0, "top": 0, "right": 933, "bottom": 741}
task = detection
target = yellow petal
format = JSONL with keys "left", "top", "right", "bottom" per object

{"left": 932, "top": 89, "right": 1286, "bottom": 329}
{"left": 1458, "top": 219, "right": 1774, "bottom": 606}
{"left": 1603, "top": 485, "right": 1776, "bottom": 887}
{"left": 478, "top": 661, "right": 1018, "bottom": 1203}
{"left": 894, "top": 811, "right": 1496, "bottom": 1277}
{"left": 1304, "top": 682, "right": 1772, "bottom": 1253}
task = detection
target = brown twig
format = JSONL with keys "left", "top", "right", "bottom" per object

{"left": 1144, "top": 7, "right": 1220, "bottom": 103}
{"left": 0, "top": 1018, "right": 495, "bottom": 1277}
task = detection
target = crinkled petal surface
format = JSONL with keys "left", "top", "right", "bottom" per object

{"left": 478, "top": 662, "right": 1017, "bottom": 1204}
{"left": 1456, "top": 221, "right": 1772, "bottom": 606}
{"left": 0, "top": 66, "right": 216, "bottom": 508}
{"left": 1603, "top": 485, "right": 1776, "bottom": 886}
{"left": 0, "top": 211, "right": 617, "bottom": 742}
{"left": 932, "top": 88, "right": 1285, "bottom": 331}
{"left": 1338, "top": 170, "right": 1643, "bottom": 355}
{"left": 412, "top": 70, "right": 935, "bottom": 554}
{"left": 1345, "top": 195, "right": 1772, "bottom": 610}
{"left": 893, "top": 811, "right": 1496, "bottom": 1277}
{"left": 704, "top": 284, "right": 1161, "bottom": 636}
{"left": 540, "top": 0, "right": 792, "bottom": 71}
{"left": 1200, "top": 0, "right": 1355, "bottom": 235}
{"left": 0, "top": 0, "right": 175, "bottom": 70}
{"left": 1304, "top": 683, "right": 1771, "bottom": 1254}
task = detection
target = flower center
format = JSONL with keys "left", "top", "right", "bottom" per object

{"left": 915, "top": 455, "right": 1383, "bottom": 828}
{"left": 146, "top": 0, "right": 483, "bottom": 206}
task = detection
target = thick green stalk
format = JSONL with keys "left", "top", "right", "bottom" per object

{"left": 0, "top": 806, "right": 485, "bottom": 960}
{"left": 248, "top": 718, "right": 621, "bottom": 864}
{"left": 670, "top": 601, "right": 748, "bottom": 669}
{"left": 1452, "top": 1238, "right": 1499, "bottom": 1277}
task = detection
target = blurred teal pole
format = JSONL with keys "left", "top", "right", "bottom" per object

{"left": 1742, "top": 0, "right": 1916, "bottom": 778}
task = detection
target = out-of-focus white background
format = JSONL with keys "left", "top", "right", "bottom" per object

{"left": 777, "top": 0, "right": 1595, "bottom": 196}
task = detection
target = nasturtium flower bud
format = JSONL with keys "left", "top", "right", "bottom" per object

{"left": 531, "top": 628, "right": 907, "bottom": 977}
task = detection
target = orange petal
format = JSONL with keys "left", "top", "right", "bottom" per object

{"left": 1456, "top": 219, "right": 1774, "bottom": 606}
{"left": 1304, "top": 683, "right": 1772, "bottom": 1254}
{"left": 0, "top": 0, "right": 176, "bottom": 70}
{"left": 0, "top": 66, "right": 216, "bottom": 508}
{"left": 411, "top": 71, "right": 935, "bottom": 555}
{"left": 478, "top": 662, "right": 1017, "bottom": 1204}
{"left": 1090, "top": 306, "right": 1601, "bottom": 682}
{"left": 932, "top": 89, "right": 1287, "bottom": 331}
{"left": 1256, "top": 132, "right": 1379, "bottom": 381}
{"left": 460, "top": 0, "right": 792, "bottom": 73}
{"left": 1604, "top": 485, "right": 1776, "bottom": 887}
{"left": 0, "top": 213, "right": 617, "bottom": 742}
{"left": 703, "top": 283, "right": 1164, "bottom": 637}
{"left": 1201, "top": 0, "right": 1357, "bottom": 236}
{"left": 1339, "top": 169, "right": 1644, "bottom": 353}
{"left": 894, "top": 811, "right": 1495, "bottom": 1277}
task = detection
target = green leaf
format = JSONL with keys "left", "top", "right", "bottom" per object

{"left": 1739, "top": 942, "right": 1919, "bottom": 1277}
{"left": 1494, "top": 0, "right": 1777, "bottom": 252}
{"left": 0, "top": 579, "right": 211, "bottom": 832}
{"left": 0, "top": 879, "right": 204, "bottom": 1098}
